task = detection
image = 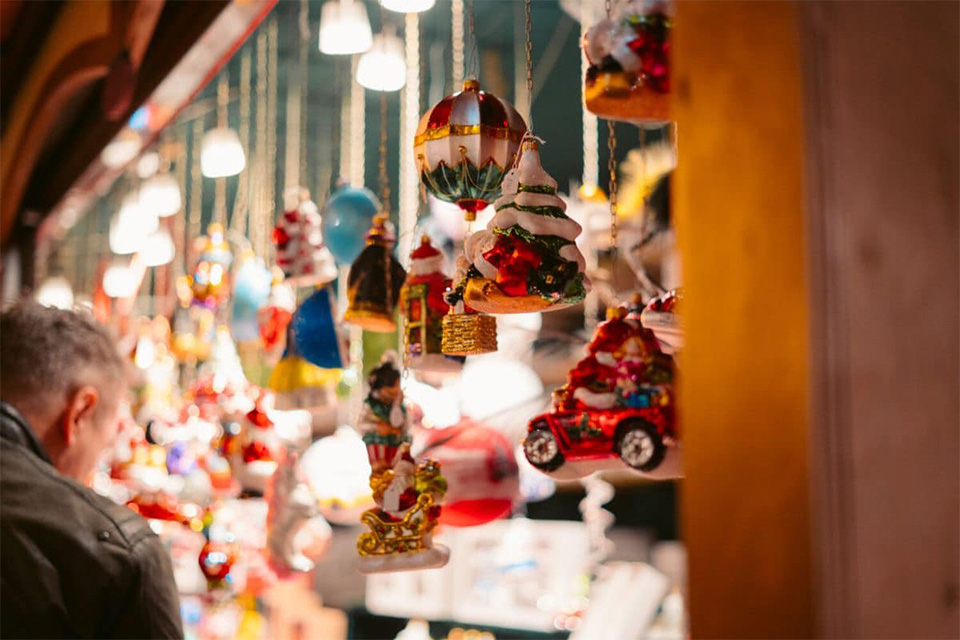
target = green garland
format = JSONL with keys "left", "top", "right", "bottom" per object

{"left": 495, "top": 224, "right": 572, "bottom": 253}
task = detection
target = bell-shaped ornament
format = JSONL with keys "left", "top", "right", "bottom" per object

{"left": 292, "top": 286, "right": 345, "bottom": 370}
{"left": 344, "top": 214, "right": 406, "bottom": 332}
{"left": 268, "top": 324, "right": 340, "bottom": 412}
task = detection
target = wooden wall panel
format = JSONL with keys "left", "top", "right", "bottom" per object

{"left": 673, "top": 2, "right": 813, "bottom": 638}
{"left": 802, "top": 2, "right": 960, "bottom": 638}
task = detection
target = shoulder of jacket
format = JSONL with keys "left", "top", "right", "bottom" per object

{"left": 2, "top": 439, "right": 158, "bottom": 551}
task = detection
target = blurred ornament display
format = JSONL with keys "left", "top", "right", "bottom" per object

{"left": 583, "top": 1, "right": 672, "bottom": 123}
{"left": 273, "top": 187, "right": 338, "bottom": 287}
{"left": 321, "top": 185, "right": 381, "bottom": 265}
{"left": 292, "top": 286, "right": 344, "bottom": 370}
{"left": 266, "top": 447, "right": 332, "bottom": 575}
{"left": 344, "top": 214, "right": 406, "bottom": 332}
{"left": 415, "top": 79, "right": 527, "bottom": 221}
{"left": 419, "top": 420, "right": 519, "bottom": 527}
{"left": 301, "top": 426, "right": 375, "bottom": 525}
{"left": 640, "top": 288, "right": 682, "bottom": 355}
{"left": 230, "top": 253, "right": 273, "bottom": 342}
{"left": 400, "top": 235, "right": 464, "bottom": 372}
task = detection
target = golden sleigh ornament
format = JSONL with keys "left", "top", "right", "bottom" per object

{"left": 356, "top": 451, "right": 450, "bottom": 574}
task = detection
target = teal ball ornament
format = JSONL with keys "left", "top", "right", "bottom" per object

{"left": 321, "top": 186, "right": 380, "bottom": 265}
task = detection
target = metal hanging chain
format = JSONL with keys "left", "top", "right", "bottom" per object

{"left": 215, "top": 71, "right": 229, "bottom": 226}
{"left": 524, "top": 0, "right": 533, "bottom": 108}
{"left": 189, "top": 118, "right": 203, "bottom": 265}
{"left": 379, "top": 92, "right": 390, "bottom": 215}
{"left": 266, "top": 16, "right": 279, "bottom": 260}
{"left": 466, "top": 0, "right": 478, "bottom": 79}
{"left": 451, "top": 0, "right": 464, "bottom": 89}
{"left": 231, "top": 48, "right": 252, "bottom": 237}
{"left": 252, "top": 28, "right": 268, "bottom": 259}
{"left": 299, "top": 0, "right": 310, "bottom": 189}
{"left": 607, "top": 119, "right": 619, "bottom": 300}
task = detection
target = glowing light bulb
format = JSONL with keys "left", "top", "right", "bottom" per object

{"left": 110, "top": 193, "right": 158, "bottom": 255}
{"left": 380, "top": 0, "right": 435, "bottom": 13}
{"left": 140, "top": 173, "right": 182, "bottom": 217}
{"left": 200, "top": 127, "right": 246, "bottom": 178}
{"left": 356, "top": 31, "right": 406, "bottom": 91}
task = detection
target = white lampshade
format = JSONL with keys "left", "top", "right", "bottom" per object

{"left": 110, "top": 193, "right": 158, "bottom": 255}
{"left": 35, "top": 277, "right": 74, "bottom": 309}
{"left": 200, "top": 127, "right": 246, "bottom": 178}
{"left": 319, "top": 0, "right": 372, "bottom": 55}
{"left": 380, "top": 0, "right": 435, "bottom": 13}
{"left": 142, "top": 230, "right": 175, "bottom": 267}
{"left": 140, "top": 173, "right": 182, "bottom": 217}
{"left": 356, "top": 31, "right": 406, "bottom": 91}
{"left": 103, "top": 263, "right": 137, "bottom": 298}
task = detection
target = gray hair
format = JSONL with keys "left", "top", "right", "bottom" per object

{"left": 0, "top": 301, "right": 127, "bottom": 418}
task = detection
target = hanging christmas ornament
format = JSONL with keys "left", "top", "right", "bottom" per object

{"left": 301, "top": 426, "right": 375, "bottom": 525}
{"left": 258, "top": 276, "right": 296, "bottom": 365}
{"left": 640, "top": 288, "right": 682, "bottom": 355}
{"left": 451, "top": 138, "right": 590, "bottom": 314}
{"left": 292, "top": 286, "right": 345, "bottom": 370}
{"left": 356, "top": 353, "right": 450, "bottom": 573}
{"left": 231, "top": 392, "right": 283, "bottom": 494}
{"left": 188, "top": 223, "right": 233, "bottom": 310}
{"left": 266, "top": 446, "right": 332, "bottom": 575}
{"left": 522, "top": 305, "right": 676, "bottom": 476}
{"left": 418, "top": 419, "right": 519, "bottom": 527}
{"left": 344, "top": 214, "right": 406, "bottom": 332}
{"left": 274, "top": 187, "right": 339, "bottom": 287}
{"left": 199, "top": 530, "right": 238, "bottom": 591}
{"left": 321, "top": 185, "right": 381, "bottom": 265}
{"left": 400, "top": 235, "right": 464, "bottom": 372}
{"left": 231, "top": 252, "right": 273, "bottom": 342}
{"left": 414, "top": 79, "right": 527, "bottom": 222}
{"left": 583, "top": 1, "right": 672, "bottom": 124}
{"left": 268, "top": 325, "right": 341, "bottom": 412}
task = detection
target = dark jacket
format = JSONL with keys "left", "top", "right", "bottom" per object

{"left": 0, "top": 402, "right": 183, "bottom": 639}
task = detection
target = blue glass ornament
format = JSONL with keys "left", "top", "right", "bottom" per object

{"left": 292, "top": 287, "right": 344, "bottom": 369}
{"left": 321, "top": 186, "right": 380, "bottom": 265}
{"left": 230, "top": 256, "right": 272, "bottom": 341}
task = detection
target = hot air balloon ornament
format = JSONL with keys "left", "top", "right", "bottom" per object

{"left": 355, "top": 354, "right": 450, "bottom": 573}
{"left": 344, "top": 214, "right": 406, "bottom": 332}
{"left": 400, "top": 235, "right": 465, "bottom": 372}
{"left": 450, "top": 137, "right": 590, "bottom": 315}
{"left": 415, "top": 79, "right": 528, "bottom": 221}
{"left": 273, "top": 187, "right": 338, "bottom": 287}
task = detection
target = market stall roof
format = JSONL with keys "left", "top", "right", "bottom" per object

{"left": 0, "top": 0, "right": 273, "bottom": 253}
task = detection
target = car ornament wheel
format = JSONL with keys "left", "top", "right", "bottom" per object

{"left": 620, "top": 429, "right": 655, "bottom": 467}
{"left": 524, "top": 430, "right": 558, "bottom": 465}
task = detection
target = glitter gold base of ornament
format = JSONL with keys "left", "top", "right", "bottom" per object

{"left": 584, "top": 72, "right": 671, "bottom": 124}
{"left": 344, "top": 306, "right": 398, "bottom": 332}
{"left": 463, "top": 278, "right": 575, "bottom": 315}
{"left": 441, "top": 312, "right": 498, "bottom": 356}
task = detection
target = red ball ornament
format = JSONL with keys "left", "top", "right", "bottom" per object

{"left": 198, "top": 540, "right": 236, "bottom": 590}
{"left": 419, "top": 420, "right": 520, "bottom": 527}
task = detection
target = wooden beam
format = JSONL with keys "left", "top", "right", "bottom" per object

{"left": 673, "top": 2, "right": 813, "bottom": 637}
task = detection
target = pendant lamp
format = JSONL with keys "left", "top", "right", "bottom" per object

{"left": 201, "top": 127, "right": 246, "bottom": 178}
{"left": 142, "top": 230, "right": 176, "bottom": 267}
{"left": 110, "top": 192, "right": 158, "bottom": 255}
{"left": 319, "top": 0, "right": 373, "bottom": 55}
{"left": 356, "top": 30, "right": 406, "bottom": 92}
{"left": 140, "top": 173, "right": 182, "bottom": 217}
{"left": 380, "top": 0, "right": 435, "bottom": 13}
{"left": 103, "top": 262, "right": 137, "bottom": 298}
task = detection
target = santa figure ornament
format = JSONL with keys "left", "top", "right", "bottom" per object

{"left": 344, "top": 214, "right": 407, "bottom": 332}
{"left": 273, "top": 187, "right": 338, "bottom": 287}
{"left": 449, "top": 138, "right": 589, "bottom": 315}
{"left": 355, "top": 354, "right": 450, "bottom": 573}
{"left": 400, "top": 235, "right": 465, "bottom": 372}
{"left": 415, "top": 79, "right": 528, "bottom": 221}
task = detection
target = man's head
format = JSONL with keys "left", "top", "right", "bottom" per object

{"left": 1, "top": 302, "right": 127, "bottom": 482}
